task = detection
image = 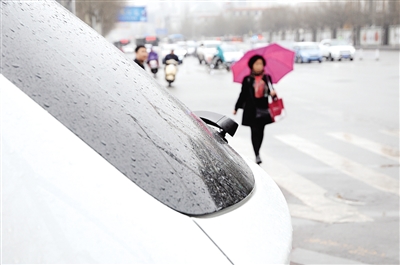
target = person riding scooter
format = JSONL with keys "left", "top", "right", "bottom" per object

{"left": 163, "top": 50, "right": 179, "bottom": 87}
{"left": 147, "top": 48, "right": 159, "bottom": 77}
{"left": 210, "top": 45, "right": 226, "bottom": 69}
{"left": 163, "top": 50, "right": 179, "bottom": 64}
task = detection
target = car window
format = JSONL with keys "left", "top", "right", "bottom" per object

{"left": 205, "top": 43, "right": 220, "bottom": 48}
{"left": 2, "top": 1, "right": 255, "bottom": 216}
{"left": 163, "top": 44, "right": 177, "bottom": 50}
{"left": 331, "top": 40, "right": 350, "bottom": 46}
{"left": 221, "top": 45, "right": 237, "bottom": 52}
{"left": 299, "top": 45, "right": 319, "bottom": 50}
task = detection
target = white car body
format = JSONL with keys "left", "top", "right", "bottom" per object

{"left": 1, "top": 1, "right": 292, "bottom": 263}
{"left": 186, "top": 40, "right": 198, "bottom": 55}
{"left": 197, "top": 40, "right": 221, "bottom": 64}
{"left": 319, "top": 39, "right": 356, "bottom": 61}
{"left": 252, "top": 42, "right": 270, "bottom": 49}
{"left": 120, "top": 43, "right": 135, "bottom": 53}
{"left": 221, "top": 44, "right": 244, "bottom": 63}
{"left": 2, "top": 75, "right": 292, "bottom": 264}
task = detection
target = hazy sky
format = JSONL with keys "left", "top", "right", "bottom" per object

{"left": 126, "top": 0, "right": 312, "bottom": 6}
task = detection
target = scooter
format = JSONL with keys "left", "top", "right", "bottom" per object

{"left": 208, "top": 55, "right": 231, "bottom": 73}
{"left": 148, "top": 59, "right": 158, "bottom": 77}
{"left": 164, "top": 59, "right": 178, "bottom": 87}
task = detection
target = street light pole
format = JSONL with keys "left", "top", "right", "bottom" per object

{"left": 70, "top": 0, "right": 75, "bottom": 15}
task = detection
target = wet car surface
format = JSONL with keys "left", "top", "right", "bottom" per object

{"left": 1, "top": 1, "right": 292, "bottom": 264}
{"left": 2, "top": 1, "right": 254, "bottom": 216}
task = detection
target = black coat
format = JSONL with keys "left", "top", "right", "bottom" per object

{"left": 234, "top": 75, "right": 273, "bottom": 126}
{"left": 134, "top": 59, "right": 145, "bottom": 70}
{"left": 163, "top": 54, "right": 179, "bottom": 64}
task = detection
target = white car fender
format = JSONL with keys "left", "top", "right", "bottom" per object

{"left": 1, "top": 75, "right": 231, "bottom": 264}
{"left": 193, "top": 157, "right": 293, "bottom": 265}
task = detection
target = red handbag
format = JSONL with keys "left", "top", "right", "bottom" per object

{"left": 268, "top": 97, "right": 285, "bottom": 121}
{"left": 269, "top": 96, "right": 285, "bottom": 122}
{"left": 266, "top": 75, "right": 285, "bottom": 122}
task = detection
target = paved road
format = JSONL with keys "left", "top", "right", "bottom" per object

{"left": 135, "top": 51, "right": 399, "bottom": 264}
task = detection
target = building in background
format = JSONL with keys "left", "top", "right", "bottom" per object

{"left": 56, "top": 0, "right": 399, "bottom": 48}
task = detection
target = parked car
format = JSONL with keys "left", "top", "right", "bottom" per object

{"left": 221, "top": 43, "right": 244, "bottom": 64}
{"left": 176, "top": 41, "right": 188, "bottom": 58}
{"left": 320, "top": 39, "right": 356, "bottom": 61}
{"left": 293, "top": 42, "right": 323, "bottom": 63}
{"left": 1, "top": 1, "right": 292, "bottom": 264}
{"left": 186, "top": 40, "right": 198, "bottom": 56}
{"left": 251, "top": 42, "right": 270, "bottom": 49}
{"left": 196, "top": 40, "right": 221, "bottom": 64}
{"left": 208, "top": 43, "right": 244, "bottom": 72}
{"left": 275, "top": 40, "right": 296, "bottom": 51}
{"left": 113, "top": 39, "right": 135, "bottom": 53}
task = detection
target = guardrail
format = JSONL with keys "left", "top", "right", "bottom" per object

{"left": 357, "top": 49, "right": 380, "bottom": 61}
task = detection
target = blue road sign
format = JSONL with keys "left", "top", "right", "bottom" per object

{"left": 156, "top": 28, "right": 168, "bottom": 36}
{"left": 118, "top": 7, "right": 147, "bottom": 22}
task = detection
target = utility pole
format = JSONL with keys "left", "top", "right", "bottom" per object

{"left": 70, "top": 0, "right": 75, "bottom": 15}
{"left": 369, "top": 0, "right": 375, "bottom": 26}
{"left": 55, "top": 0, "right": 75, "bottom": 15}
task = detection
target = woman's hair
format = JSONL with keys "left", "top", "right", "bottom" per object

{"left": 248, "top": 55, "right": 266, "bottom": 69}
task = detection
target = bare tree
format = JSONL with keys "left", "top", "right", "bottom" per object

{"left": 261, "top": 6, "right": 292, "bottom": 32}
{"left": 179, "top": 1, "right": 398, "bottom": 42}
{"left": 180, "top": 5, "right": 195, "bottom": 38}
{"left": 75, "top": 0, "right": 123, "bottom": 36}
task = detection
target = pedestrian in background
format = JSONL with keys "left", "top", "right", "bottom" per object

{"left": 134, "top": 45, "right": 148, "bottom": 70}
{"left": 233, "top": 55, "right": 276, "bottom": 165}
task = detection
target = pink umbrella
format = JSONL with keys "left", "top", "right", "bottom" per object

{"left": 232, "top": 43, "right": 295, "bottom": 84}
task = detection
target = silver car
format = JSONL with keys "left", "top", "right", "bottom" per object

{"left": 320, "top": 39, "right": 356, "bottom": 61}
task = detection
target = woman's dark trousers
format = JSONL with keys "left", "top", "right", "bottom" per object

{"left": 250, "top": 123, "right": 266, "bottom": 156}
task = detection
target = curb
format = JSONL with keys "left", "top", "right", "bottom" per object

{"left": 355, "top": 46, "right": 399, "bottom": 51}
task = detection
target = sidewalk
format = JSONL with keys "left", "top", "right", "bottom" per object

{"left": 355, "top": 45, "right": 399, "bottom": 51}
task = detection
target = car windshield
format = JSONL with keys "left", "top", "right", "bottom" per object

{"left": 276, "top": 41, "right": 295, "bottom": 50}
{"left": 330, "top": 40, "right": 351, "bottom": 46}
{"left": 221, "top": 45, "right": 238, "bottom": 52}
{"left": 2, "top": 1, "right": 255, "bottom": 216}
{"left": 298, "top": 45, "right": 319, "bottom": 50}
{"left": 205, "top": 43, "right": 220, "bottom": 48}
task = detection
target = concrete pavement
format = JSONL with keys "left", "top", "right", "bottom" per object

{"left": 133, "top": 52, "right": 399, "bottom": 264}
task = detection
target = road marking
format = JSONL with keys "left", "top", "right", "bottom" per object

{"left": 275, "top": 134, "right": 399, "bottom": 196}
{"left": 291, "top": 248, "right": 370, "bottom": 265}
{"left": 228, "top": 136, "right": 371, "bottom": 223}
{"left": 380, "top": 129, "right": 400, "bottom": 138}
{"left": 328, "top": 132, "right": 400, "bottom": 163}
{"left": 262, "top": 156, "right": 372, "bottom": 223}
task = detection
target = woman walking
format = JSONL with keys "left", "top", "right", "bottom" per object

{"left": 233, "top": 55, "right": 276, "bottom": 165}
